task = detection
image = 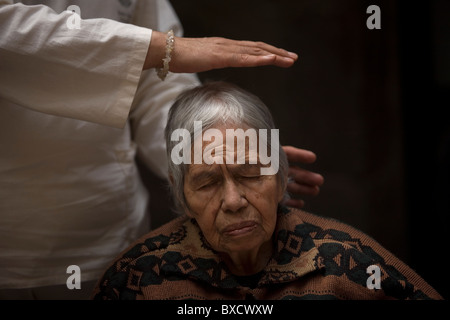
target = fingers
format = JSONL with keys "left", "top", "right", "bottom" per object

{"left": 282, "top": 198, "right": 305, "bottom": 209}
{"left": 283, "top": 168, "right": 323, "bottom": 210}
{"left": 287, "top": 180, "right": 321, "bottom": 196}
{"left": 233, "top": 53, "right": 296, "bottom": 68}
{"left": 288, "top": 166, "right": 324, "bottom": 188}
{"left": 283, "top": 147, "right": 324, "bottom": 208}
{"left": 286, "top": 166, "right": 324, "bottom": 208}
{"left": 283, "top": 146, "right": 317, "bottom": 164}
{"left": 207, "top": 37, "right": 297, "bottom": 69}
{"left": 236, "top": 39, "right": 298, "bottom": 60}
{"left": 229, "top": 40, "right": 298, "bottom": 68}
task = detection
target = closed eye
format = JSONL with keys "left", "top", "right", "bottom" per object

{"left": 237, "top": 174, "right": 262, "bottom": 182}
{"left": 197, "top": 179, "right": 219, "bottom": 190}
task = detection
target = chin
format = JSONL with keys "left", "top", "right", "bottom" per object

{"left": 221, "top": 235, "right": 266, "bottom": 253}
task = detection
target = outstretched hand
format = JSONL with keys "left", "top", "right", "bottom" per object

{"left": 282, "top": 146, "right": 324, "bottom": 209}
{"left": 144, "top": 31, "right": 298, "bottom": 72}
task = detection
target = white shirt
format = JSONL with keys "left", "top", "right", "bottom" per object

{"left": 0, "top": 0, "right": 200, "bottom": 289}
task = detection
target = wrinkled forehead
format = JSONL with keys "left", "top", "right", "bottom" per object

{"left": 170, "top": 121, "right": 279, "bottom": 176}
{"left": 192, "top": 124, "right": 263, "bottom": 163}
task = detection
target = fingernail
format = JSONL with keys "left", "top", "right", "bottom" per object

{"left": 288, "top": 52, "right": 298, "bottom": 59}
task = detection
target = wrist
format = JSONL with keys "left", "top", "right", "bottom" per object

{"left": 156, "top": 30, "right": 175, "bottom": 80}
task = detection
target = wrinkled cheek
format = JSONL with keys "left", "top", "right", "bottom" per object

{"left": 185, "top": 191, "right": 210, "bottom": 217}
{"left": 197, "top": 226, "right": 224, "bottom": 253}
{"left": 207, "top": 233, "right": 223, "bottom": 251}
{"left": 264, "top": 221, "right": 277, "bottom": 242}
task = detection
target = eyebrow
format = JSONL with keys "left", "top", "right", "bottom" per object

{"left": 229, "top": 163, "right": 263, "bottom": 174}
{"left": 188, "top": 167, "right": 220, "bottom": 185}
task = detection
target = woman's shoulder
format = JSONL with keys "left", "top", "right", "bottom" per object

{"left": 279, "top": 207, "right": 443, "bottom": 300}
{"left": 281, "top": 207, "right": 379, "bottom": 245}
{"left": 280, "top": 207, "right": 401, "bottom": 273}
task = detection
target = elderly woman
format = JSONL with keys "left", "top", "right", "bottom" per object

{"left": 92, "top": 82, "right": 442, "bottom": 300}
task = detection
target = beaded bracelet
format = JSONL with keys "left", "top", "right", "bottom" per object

{"left": 156, "top": 30, "right": 175, "bottom": 81}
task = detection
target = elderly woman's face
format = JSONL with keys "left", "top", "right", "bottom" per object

{"left": 183, "top": 124, "right": 284, "bottom": 259}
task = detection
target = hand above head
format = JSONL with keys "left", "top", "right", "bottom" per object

{"left": 144, "top": 31, "right": 298, "bottom": 73}
{"left": 282, "top": 146, "right": 325, "bottom": 209}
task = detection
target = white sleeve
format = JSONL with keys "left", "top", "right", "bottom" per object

{"left": 128, "top": 0, "right": 201, "bottom": 179}
{"left": 130, "top": 71, "right": 200, "bottom": 180}
{"left": 0, "top": 2, "right": 152, "bottom": 128}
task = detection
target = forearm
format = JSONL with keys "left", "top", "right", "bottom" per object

{"left": 143, "top": 32, "right": 299, "bottom": 74}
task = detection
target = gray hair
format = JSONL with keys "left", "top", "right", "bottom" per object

{"left": 164, "top": 81, "right": 289, "bottom": 214}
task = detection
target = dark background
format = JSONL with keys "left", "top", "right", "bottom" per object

{"left": 140, "top": 0, "right": 449, "bottom": 299}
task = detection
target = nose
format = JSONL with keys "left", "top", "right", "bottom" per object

{"left": 221, "top": 180, "right": 248, "bottom": 213}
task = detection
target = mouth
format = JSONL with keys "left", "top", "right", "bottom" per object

{"left": 222, "top": 221, "right": 258, "bottom": 237}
